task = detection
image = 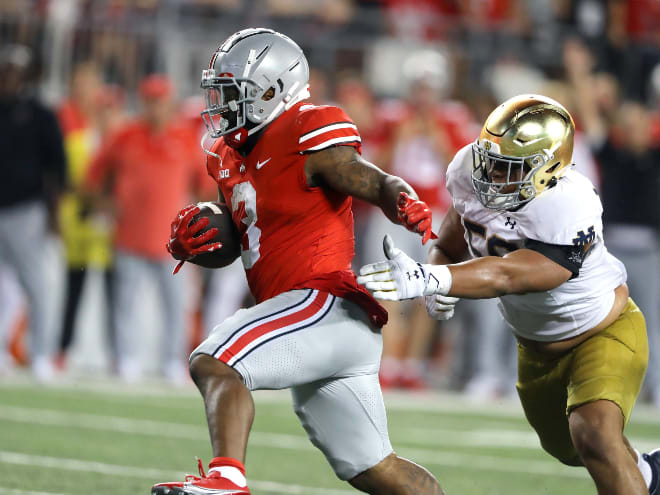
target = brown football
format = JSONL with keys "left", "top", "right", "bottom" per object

{"left": 190, "top": 201, "right": 241, "bottom": 268}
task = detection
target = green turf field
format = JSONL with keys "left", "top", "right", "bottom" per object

{"left": 1, "top": 377, "right": 659, "bottom": 495}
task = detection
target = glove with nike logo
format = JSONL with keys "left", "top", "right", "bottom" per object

{"left": 166, "top": 204, "right": 223, "bottom": 274}
{"left": 397, "top": 192, "right": 438, "bottom": 245}
{"left": 357, "top": 234, "right": 452, "bottom": 301}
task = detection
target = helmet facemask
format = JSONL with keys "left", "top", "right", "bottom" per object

{"left": 471, "top": 143, "right": 552, "bottom": 210}
{"left": 200, "top": 71, "right": 262, "bottom": 139}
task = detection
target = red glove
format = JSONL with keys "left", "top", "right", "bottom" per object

{"left": 166, "top": 204, "right": 223, "bottom": 274}
{"left": 397, "top": 192, "right": 438, "bottom": 245}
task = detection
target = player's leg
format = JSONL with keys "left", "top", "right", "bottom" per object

{"left": 152, "top": 289, "right": 337, "bottom": 494}
{"left": 566, "top": 298, "right": 650, "bottom": 494}
{"left": 568, "top": 400, "right": 647, "bottom": 494}
{"left": 189, "top": 354, "right": 254, "bottom": 463}
{"left": 350, "top": 454, "right": 442, "bottom": 495}
{"left": 516, "top": 342, "right": 582, "bottom": 465}
{"left": 519, "top": 298, "right": 653, "bottom": 493}
{"left": 292, "top": 374, "right": 442, "bottom": 494}
{"left": 288, "top": 296, "right": 442, "bottom": 494}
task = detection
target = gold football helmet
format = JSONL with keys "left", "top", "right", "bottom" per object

{"left": 471, "top": 94, "right": 575, "bottom": 210}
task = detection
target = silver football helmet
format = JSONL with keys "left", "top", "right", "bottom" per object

{"left": 201, "top": 28, "right": 310, "bottom": 150}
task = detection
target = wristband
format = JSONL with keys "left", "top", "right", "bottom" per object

{"left": 420, "top": 263, "right": 452, "bottom": 296}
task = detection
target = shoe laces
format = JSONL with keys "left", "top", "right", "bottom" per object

{"left": 184, "top": 457, "right": 207, "bottom": 483}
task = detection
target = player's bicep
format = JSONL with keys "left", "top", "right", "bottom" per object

{"left": 502, "top": 248, "right": 573, "bottom": 292}
{"left": 304, "top": 145, "right": 386, "bottom": 203}
{"left": 428, "top": 206, "right": 470, "bottom": 264}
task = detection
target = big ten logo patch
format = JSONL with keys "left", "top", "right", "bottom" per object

{"left": 218, "top": 168, "right": 230, "bottom": 180}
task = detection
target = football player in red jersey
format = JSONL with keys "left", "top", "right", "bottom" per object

{"left": 153, "top": 28, "right": 443, "bottom": 495}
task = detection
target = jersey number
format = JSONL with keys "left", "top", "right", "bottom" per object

{"left": 464, "top": 218, "right": 517, "bottom": 257}
{"left": 231, "top": 181, "right": 261, "bottom": 269}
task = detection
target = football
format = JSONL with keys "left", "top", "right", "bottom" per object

{"left": 190, "top": 201, "right": 241, "bottom": 268}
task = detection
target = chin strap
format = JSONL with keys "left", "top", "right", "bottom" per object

{"left": 201, "top": 131, "right": 222, "bottom": 158}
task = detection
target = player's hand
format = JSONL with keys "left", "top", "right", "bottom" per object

{"left": 425, "top": 294, "right": 459, "bottom": 320}
{"left": 166, "top": 204, "right": 223, "bottom": 274}
{"left": 397, "top": 192, "right": 438, "bottom": 245}
{"left": 357, "top": 234, "right": 452, "bottom": 300}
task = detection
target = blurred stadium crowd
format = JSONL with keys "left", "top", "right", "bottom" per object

{"left": 1, "top": 0, "right": 659, "bottom": 407}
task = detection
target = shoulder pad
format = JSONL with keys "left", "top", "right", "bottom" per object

{"left": 295, "top": 105, "right": 361, "bottom": 154}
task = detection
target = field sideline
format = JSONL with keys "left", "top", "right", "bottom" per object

{"left": 1, "top": 376, "right": 659, "bottom": 494}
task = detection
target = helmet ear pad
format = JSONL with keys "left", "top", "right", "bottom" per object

{"left": 245, "top": 85, "right": 278, "bottom": 125}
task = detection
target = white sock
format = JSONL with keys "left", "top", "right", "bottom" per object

{"left": 634, "top": 449, "right": 653, "bottom": 488}
{"left": 208, "top": 466, "right": 247, "bottom": 487}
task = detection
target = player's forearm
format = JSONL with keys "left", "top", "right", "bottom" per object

{"left": 445, "top": 257, "right": 524, "bottom": 298}
{"left": 378, "top": 174, "right": 418, "bottom": 224}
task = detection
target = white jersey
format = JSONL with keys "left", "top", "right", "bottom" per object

{"left": 446, "top": 144, "right": 627, "bottom": 342}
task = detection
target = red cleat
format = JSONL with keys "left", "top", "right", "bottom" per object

{"left": 152, "top": 458, "right": 250, "bottom": 495}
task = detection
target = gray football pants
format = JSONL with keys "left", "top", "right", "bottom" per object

{"left": 192, "top": 289, "right": 394, "bottom": 480}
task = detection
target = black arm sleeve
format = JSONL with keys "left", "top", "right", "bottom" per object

{"left": 524, "top": 239, "right": 588, "bottom": 279}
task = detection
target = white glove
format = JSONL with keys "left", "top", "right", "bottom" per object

{"left": 357, "top": 234, "right": 452, "bottom": 301}
{"left": 425, "top": 294, "right": 459, "bottom": 320}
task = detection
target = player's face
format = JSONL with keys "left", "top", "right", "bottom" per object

{"left": 485, "top": 157, "right": 527, "bottom": 194}
{"left": 205, "top": 83, "right": 241, "bottom": 130}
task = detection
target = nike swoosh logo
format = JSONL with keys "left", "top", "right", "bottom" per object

{"left": 256, "top": 157, "right": 271, "bottom": 170}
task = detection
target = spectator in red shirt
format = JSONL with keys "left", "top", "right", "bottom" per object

{"left": 362, "top": 52, "right": 475, "bottom": 389}
{"left": 86, "top": 74, "right": 212, "bottom": 383}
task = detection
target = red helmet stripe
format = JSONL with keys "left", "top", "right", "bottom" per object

{"left": 209, "top": 50, "right": 219, "bottom": 69}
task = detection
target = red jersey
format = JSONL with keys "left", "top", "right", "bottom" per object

{"left": 206, "top": 102, "right": 387, "bottom": 327}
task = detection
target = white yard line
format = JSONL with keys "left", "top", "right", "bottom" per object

{"left": 0, "top": 406, "right": 596, "bottom": 480}
{"left": 2, "top": 378, "right": 660, "bottom": 424}
{"left": 0, "top": 452, "right": 353, "bottom": 495}
{"left": 0, "top": 489, "right": 68, "bottom": 495}
{"left": 400, "top": 426, "right": 660, "bottom": 454}
{"left": 2, "top": 405, "right": 658, "bottom": 454}
{"left": 0, "top": 405, "right": 313, "bottom": 450}
{"left": 395, "top": 446, "right": 590, "bottom": 479}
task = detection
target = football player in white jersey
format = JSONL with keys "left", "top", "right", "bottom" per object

{"left": 359, "top": 94, "right": 660, "bottom": 495}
